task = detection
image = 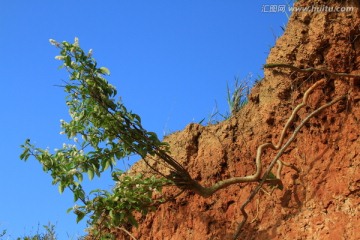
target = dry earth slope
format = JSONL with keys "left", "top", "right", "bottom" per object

{"left": 115, "top": 1, "right": 360, "bottom": 239}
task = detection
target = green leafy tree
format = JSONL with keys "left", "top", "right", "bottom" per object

{"left": 20, "top": 38, "right": 192, "bottom": 235}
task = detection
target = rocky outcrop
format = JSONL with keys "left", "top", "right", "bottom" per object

{"left": 114, "top": 1, "right": 360, "bottom": 239}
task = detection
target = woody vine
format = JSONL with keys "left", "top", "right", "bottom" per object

{"left": 20, "top": 38, "right": 360, "bottom": 239}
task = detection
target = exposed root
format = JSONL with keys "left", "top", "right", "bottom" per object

{"left": 233, "top": 94, "right": 346, "bottom": 239}
{"left": 263, "top": 63, "right": 360, "bottom": 79}
{"left": 123, "top": 64, "right": 356, "bottom": 239}
{"left": 229, "top": 63, "right": 360, "bottom": 239}
{"left": 188, "top": 78, "right": 328, "bottom": 198}
{"left": 276, "top": 160, "right": 300, "bottom": 179}
{"left": 250, "top": 198, "right": 260, "bottom": 223}
{"left": 116, "top": 227, "right": 138, "bottom": 240}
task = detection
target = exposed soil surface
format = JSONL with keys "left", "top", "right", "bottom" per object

{"left": 112, "top": 1, "right": 360, "bottom": 239}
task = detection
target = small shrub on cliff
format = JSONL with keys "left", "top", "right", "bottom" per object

{"left": 20, "top": 38, "right": 172, "bottom": 236}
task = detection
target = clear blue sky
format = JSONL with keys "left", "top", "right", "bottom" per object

{"left": 0, "top": 1, "right": 291, "bottom": 239}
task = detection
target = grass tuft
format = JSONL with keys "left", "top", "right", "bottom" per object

{"left": 226, "top": 74, "right": 250, "bottom": 118}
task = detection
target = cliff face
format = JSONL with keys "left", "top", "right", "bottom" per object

{"left": 117, "top": 1, "right": 360, "bottom": 239}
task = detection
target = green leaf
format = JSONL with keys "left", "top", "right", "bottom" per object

{"left": 65, "top": 55, "right": 71, "bottom": 66}
{"left": 266, "top": 172, "right": 284, "bottom": 190}
{"left": 58, "top": 183, "right": 65, "bottom": 194}
{"left": 266, "top": 171, "right": 277, "bottom": 180}
{"left": 20, "top": 148, "right": 30, "bottom": 160}
{"left": 67, "top": 207, "right": 73, "bottom": 214}
{"left": 103, "top": 159, "right": 110, "bottom": 171}
{"left": 106, "top": 99, "right": 117, "bottom": 110}
{"left": 110, "top": 210, "right": 121, "bottom": 225}
{"left": 109, "top": 210, "right": 115, "bottom": 221}
{"left": 111, "top": 171, "right": 123, "bottom": 181}
{"left": 127, "top": 214, "right": 139, "bottom": 228}
{"left": 115, "top": 151, "right": 124, "bottom": 160}
{"left": 99, "top": 67, "right": 110, "bottom": 75}
{"left": 148, "top": 132, "right": 159, "bottom": 142}
{"left": 74, "top": 191, "right": 79, "bottom": 201}
{"left": 76, "top": 172, "right": 83, "bottom": 183}
{"left": 76, "top": 211, "right": 85, "bottom": 223}
{"left": 87, "top": 168, "right": 94, "bottom": 180}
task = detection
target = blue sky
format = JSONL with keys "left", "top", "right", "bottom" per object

{"left": 0, "top": 1, "right": 291, "bottom": 239}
